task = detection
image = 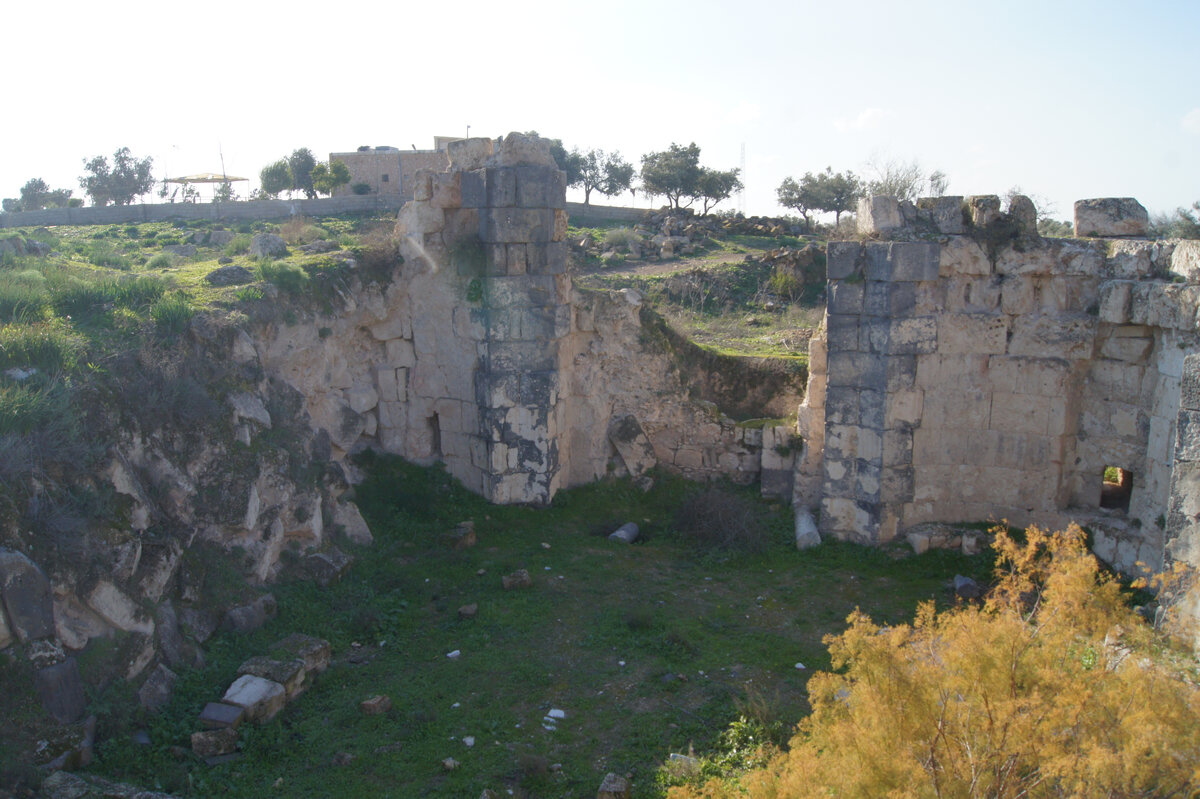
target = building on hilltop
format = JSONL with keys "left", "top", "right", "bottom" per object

{"left": 330, "top": 138, "right": 465, "bottom": 202}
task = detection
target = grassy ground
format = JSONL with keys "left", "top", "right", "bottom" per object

{"left": 572, "top": 229, "right": 825, "bottom": 360}
{"left": 84, "top": 457, "right": 991, "bottom": 798}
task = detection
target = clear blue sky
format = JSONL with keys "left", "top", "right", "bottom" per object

{"left": 5, "top": 0, "right": 1197, "bottom": 221}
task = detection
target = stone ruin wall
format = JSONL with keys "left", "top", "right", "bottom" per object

{"left": 795, "top": 193, "right": 1200, "bottom": 581}
{"left": 253, "top": 133, "right": 802, "bottom": 509}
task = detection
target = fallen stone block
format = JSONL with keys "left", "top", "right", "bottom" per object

{"left": 597, "top": 772, "right": 632, "bottom": 799}
{"left": 198, "top": 701, "right": 244, "bottom": 730}
{"left": 35, "top": 657, "right": 87, "bottom": 724}
{"left": 604, "top": 522, "right": 638, "bottom": 544}
{"left": 0, "top": 547, "right": 55, "bottom": 642}
{"left": 222, "top": 674, "right": 286, "bottom": 724}
{"left": 137, "top": 663, "right": 178, "bottom": 712}
{"left": 447, "top": 521, "right": 477, "bottom": 550}
{"left": 502, "top": 569, "right": 532, "bottom": 590}
{"left": 191, "top": 727, "right": 238, "bottom": 759}
{"left": 794, "top": 509, "right": 821, "bottom": 550}
{"left": 223, "top": 594, "right": 277, "bottom": 634}
{"left": 359, "top": 695, "right": 392, "bottom": 715}
{"left": 305, "top": 547, "right": 354, "bottom": 587}
{"left": 608, "top": 415, "right": 657, "bottom": 478}
{"left": 272, "top": 633, "right": 332, "bottom": 674}
{"left": 458, "top": 603, "right": 478, "bottom": 619}
{"left": 33, "top": 714, "right": 95, "bottom": 771}
{"left": 238, "top": 656, "right": 307, "bottom": 700}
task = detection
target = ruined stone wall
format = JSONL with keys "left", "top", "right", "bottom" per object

{"left": 803, "top": 194, "right": 1200, "bottom": 577}
{"left": 254, "top": 134, "right": 799, "bottom": 505}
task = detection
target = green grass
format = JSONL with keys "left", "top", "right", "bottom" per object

{"left": 81, "top": 457, "right": 992, "bottom": 799}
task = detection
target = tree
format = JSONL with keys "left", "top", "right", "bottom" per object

{"left": 287, "top": 148, "right": 317, "bottom": 199}
{"left": 578, "top": 149, "right": 635, "bottom": 205}
{"left": 695, "top": 167, "right": 742, "bottom": 215}
{"left": 863, "top": 155, "right": 947, "bottom": 202}
{"left": 776, "top": 175, "right": 820, "bottom": 232}
{"left": 525, "top": 132, "right": 586, "bottom": 187}
{"left": 259, "top": 159, "right": 292, "bottom": 198}
{"left": 668, "top": 525, "right": 1200, "bottom": 799}
{"left": 1, "top": 178, "right": 74, "bottom": 212}
{"left": 640, "top": 142, "right": 703, "bottom": 210}
{"left": 213, "top": 181, "right": 236, "bottom": 203}
{"left": 311, "top": 160, "right": 351, "bottom": 197}
{"left": 1155, "top": 202, "right": 1200, "bottom": 239}
{"left": 78, "top": 147, "right": 154, "bottom": 206}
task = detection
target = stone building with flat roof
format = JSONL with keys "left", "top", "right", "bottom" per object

{"left": 331, "top": 138, "right": 464, "bottom": 202}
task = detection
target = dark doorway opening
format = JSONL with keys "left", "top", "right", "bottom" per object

{"left": 1100, "top": 466, "right": 1133, "bottom": 512}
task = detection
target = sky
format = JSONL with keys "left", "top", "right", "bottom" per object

{"left": 4, "top": 0, "right": 1197, "bottom": 222}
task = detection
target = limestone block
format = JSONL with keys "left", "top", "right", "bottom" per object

{"left": 916, "top": 353, "right": 989, "bottom": 390}
{"left": 1105, "top": 240, "right": 1157, "bottom": 278}
{"left": 1000, "top": 277, "right": 1037, "bottom": 315}
{"left": 334, "top": 501, "right": 372, "bottom": 545}
{"left": 1007, "top": 314, "right": 1096, "bottom": 360}
{"left": 273, "top": 633, "right": 332, "bottom": 674}
{"left": 396, "top": 201, "right": 444, "bottom": 237}
{"left": 857, "top": 196, "right": 902, "bottom": 234}
{"left": 885, "top": 389, "right": 924, "bottom": 427}
{"left": 946, "top": 276, "right": 1001, "bottom": 313}
{"left": 916, "top": 196, "right": 965, "bottom": 234}
{"left": 827, "top": 280, "right": 864, "bottom": 315}
{"left": 1182, "top": 354, "right": 1200, "bottom": 411}
{"left": 228, "top": 393, "right": 271, "bottom": 428}
{"left": 35, "top": 658, "right": 87, "bottom": 723}
{"left": 794, "top": 509, "right": 821, "bottom": 549}
{"left": 369, "top": 311, "right": 412, "bottom": 341}
{"left": 882, "top": 429, "right": 913, "bottom": 467}
{"left": 864, "top": 280, "right": 916, "bottom": 317}
{"left": 411, "top": 170, "right": 434, "bottom": 202}
{"left": 1008, "top": 195, "right": 1038, "bottom": 235}
{"left": 888, "top": 317, "right": 938, "bottom": 354}
{"left": 824, "top": 386, "right": 859, "bottom": 426}
{"left": 0, "top": 548, "right": 55, "bottom": 643}
{"left": 136, "top": 540, "right": 183, "bottom": 603}
{"left": 825, "top": 313, "right": 860, "bottom": 351}
{"left": 343, "top": 384, "right": 378, "bottom": 415}
{"left": 238, "top": 656, "right": 307, "bottom": 700}
{"left": 528, "top": 241, "right": 568, "bottom": 275}
{"left": 923, "top": 387, "right": 991, "bottom": 429}
{"left": 86, "top": 581, "right": 153, "bottom": 635}
{"left": 936, "top": 313, "right": 1008, "bottom": 355}
{"left": 987, "top": 356, "right": 1072, "bottom": 397}
{"left": 890, "top": 241, "right": 941, "bottom": 281}
{"left": 430, "top": 173, "right": 462, "bottom": 209}
{"left": 1098, "top": 281, "right": 1133, "bottom": 323}
{"left": 939, "top": 236, "right": 990, "bottom": 277}
{"left": 493, "top": 132, "right": 556, "bottom": 167}
{"left": 1100, "top": 331, "right": 1153, "bottom": 363}
{"left": 513, "top": 165, "right": 559, "bottom": 208}
{"left": 967, "top": 195, "right": 1001, "bottom": 227}
{"left": 448, "top": 138, "right": 494, "bottom": 170}
{"left": 485, "top": 167, "right": 517, "bottom": 207}
{"left": 1169, "top": 239, "right": 1200, "bottom": 282}
{"left": 880, "top": 465, "right": 914, "bottom": 503}
{"left": 1130, "top": 283, "right": 1200, "bottom": 330}
{"left": 994, "top": 245, "right": 1059, "bottom": 277}
{"left": 826, "top": 351, "right": 885, "bottom": 389}
{"left": 223, "top": 674, "right": 287, "bottom": 724}
{"left": 137, "top": 663, "right": 177, "bottom": 712}
{"left": 886, "top": 355, "right": 918, "bottom": 390}
{"left": 826, "top": 241, "right": 862, "bottom": 280}
{"left": 1074, "top": 198, "right": 1149, "bottom": 237}
{"left": 232, "top": 329, "right": 258, "bottom": 364}
{"left": 989, "top": 392, "right": 1051, "bottom": 435}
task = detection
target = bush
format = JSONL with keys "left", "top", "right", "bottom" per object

{"left": 602, "top": 227, "right": 641, "bottom": 251}
{"left": 351, "top": 182, "right": 372, "bottom": 195}
{"left": 670, "top": 525, "right": 1200, "bottom": 798}
{"left": 258, "top": 260, "right": 309, "bottom": 293}
{"left": 50, "top": 275, "right": 165, "bottom": 320}
{"left": 224, "top": 234, "right": 252, "bottom": 257}
{"left": 767, "top": 266, "right": 803, "bottom": 302}
{"left": 145, "top": 252, "right": 175, "bottom": 270}
{"left": 150, "top": 295, "right": 193, "bottom": 337}
{"left": 85, "top": 241, "right": 132, "bottom": 270}
{"left": 672, "top": 488, "right": 767, "bottom": 553}
{"left": 0, "top": 324, "right": 82, "bottom": 372}
{"left": 0, "top": 270, "right": 49, "bottom": 323}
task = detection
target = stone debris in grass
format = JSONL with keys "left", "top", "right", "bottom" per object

{"left": 222, "top": 674, "right": 286, "bottom": 724}
{"left": 795, "top": 662, "right": 806, "bottom": 670}
{"left": 443, "top": 757, "right": 459, "bottom": 770}
{"left": 447, "top": 649, "right": 462, "bottom": 659}
{"left": 541, "top": 542, "right": 551, "bottom": 549}
{"left": 458, "top": 603, "right": 478, "bottom": 619}
{"left": 598, "top": 772, "right": 632, "bottom": 799}
{"left": 360, "top": 695, "right": 392, "bottom": 715}
{"left": 463, "top": 736, "right": 475, "bottom": 747}
{"left": 502, "top": 569, "right": 532, "bottom": 590}
{"left": 608, "top": 522, "right": 640, "bottom": 544}
{"left": 546, "top": 708, "right": 566, "bottom": 719}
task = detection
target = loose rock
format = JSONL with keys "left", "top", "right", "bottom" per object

{"left": 502, "top": 569, "right": 532, "bottom": 590}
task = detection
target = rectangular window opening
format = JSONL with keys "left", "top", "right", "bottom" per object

{"left": 1100, "top": 465, "right": 1133, "bottom": 512}
{"left": 381, "top": 173, "right": 389, "bottom": 182}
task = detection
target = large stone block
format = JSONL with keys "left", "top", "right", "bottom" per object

{"left": 459, "top": 169, "right": 487, "bottom": 207}
{"left": 514, "top": 165, "right": 561, "bottom": 208}
{"left": 864, "top": 280, "right": 916, "bottom": 317}
{"left": 890, "top": 241, "right": 941, "bottom": 281}
{"left": 483, "top": 208, "right": 556, "bottom": 244}
{"left": 485, "top": 168, "right": 517, "bottom": 207}
{"left": 936, "top": 313, "right": 1008, "bottom": 355}
{"left": 825, "top": 313, "right": 861, "bottom": 351}
{"left": 857, "top": 196, "right": 902, "bottom": 235}
{"left": 888, "top": 316, "right": 938, "bottom": 354}
{"left": 447, "top": 137, "right": 494, "bottom": 170}
{"left": 826, "top": 351, "right": 885, "bottom": 389}
{"left": 35, "top": 657, "right": 87, "bottom": 723}
{"left": 1098, "top": 280, "right": 1133, "bottom": 323}
{"left": 0, "top": 548, "right": 54, "bottom": 642}
{"left": 826, "top": 241, "right": 862, "bottom": 280}
{"left": 223, "top": 674, "right": 287, "bottom": 723}
{"left": 86, "top": 581, "right": 153, "bottom": 635}
{"left": 828, "top": 280, "right": 864, "bottom": 315}
{"left": 824, "top": 386, "right": 860, "bottom": 425}
{"left": 1007, "top": 314, "right": 1096, "bottom": 360}
{"left": 946, "top": 276, "right": 1001, "bottom": 313}
{"left": 939, "top": 236, "right": 990, "bottom": 276}
{"left": 1170, "top": 239, "right": 1200, "bottom": 282}
{"left": 916, "top": 196, "right": 965, "bottom": 234}
{"left": 430, "top": 173, "right": 461, "bottom": 209}
{"left": 1074, "top": 198, "right": 1149, "bottom": 238}
{"left": 1182, "top": 354, "right": 1200, "bottom": 411}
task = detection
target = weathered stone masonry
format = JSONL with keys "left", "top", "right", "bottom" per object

{"left": 796, "top": 194, "right": 1200, "bottom": 582}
